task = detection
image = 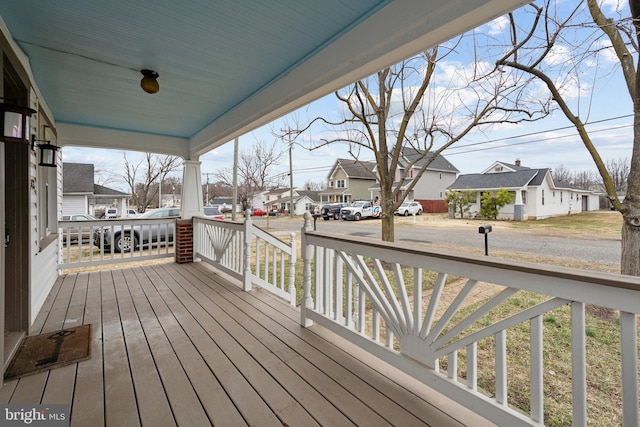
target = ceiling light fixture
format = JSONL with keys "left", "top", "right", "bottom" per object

{"left": 140, "top": 69, "right": 160, "bottom": 94}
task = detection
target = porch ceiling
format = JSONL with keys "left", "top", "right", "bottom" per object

{"left": 0, "top": 0, "right": 528, "bottom": 157}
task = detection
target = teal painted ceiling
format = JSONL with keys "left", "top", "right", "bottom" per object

{"left": 0, "top": 0, "right": 529, "bottom": 154}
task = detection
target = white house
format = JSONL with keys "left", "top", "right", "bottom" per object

{"left": 447, "top": 160, "right": 600, "bottom": 220}
{"left": 62, "top": 162, "right": 131, "bottom": 217}
{"left": 265, "top": 188, "right": 320, "bottom": 215}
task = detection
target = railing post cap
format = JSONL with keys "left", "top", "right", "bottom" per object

{"left": 303, "top": 212, "right": 312, "bottom": 231}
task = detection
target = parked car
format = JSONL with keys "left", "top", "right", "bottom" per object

{"left": 320, "top": 203, "right": 348, "bottom": 220}
{"left": 394, "top": 201, "right": 422, "bottom": 216}
{"left": 248, "top": 208, "right": 267, "bottom": 216}
{"left": 203, "top": 207, "right": 224, "bottom": 220}
{"left": 340, "top": 200, "right": 381, "bottom": 221}
{"left": 93, "top": 207, "right": 180, "bottom": 253}
{"left": 60, "top": 214, "right": 98, "bottom": 243}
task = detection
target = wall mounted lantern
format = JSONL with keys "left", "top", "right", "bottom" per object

{"left": 0, "top": 100, "right": 36, "bottom": 144}
{"left": 31, "top": 134, "right": 59, "bottom": 167}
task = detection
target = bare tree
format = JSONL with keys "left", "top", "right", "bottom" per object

{"left": 551, "top": 164, "right": 574, "bottom": 185}
{"left": 203, "top": 180, "right": 232, "bottom": 205}
{"left": 606, "top": 157, "right": 630, "bottom": 193}
{"left": 94, "top": 167, "right": 117, "bottom": 187}
{"left": 303, "top": 47, "right": 549, "bottom": 241}
{"left": 122, "top": 153, "right": 182, "bottom": 212}
{"left": 303, "top": 179, "right": 327, "bottom": 191}
{"left": 573, "top": 169, "right": 599, "bottom": 191}
{"left": 495, "top": 1, "right": 640, "bottom": 275}
{"left": 216, "top": 140, "right": 285, "bottom": 210}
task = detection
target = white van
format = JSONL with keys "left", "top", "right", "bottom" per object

{"left": 105, "top": 208, "right": 118, "bottom": 219}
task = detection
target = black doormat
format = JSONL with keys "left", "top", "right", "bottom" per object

{"left": 4, "top": 324, "right": 92, "bottom": 380}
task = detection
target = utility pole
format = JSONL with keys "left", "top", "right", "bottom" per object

{"left": 202, "top": 172, "right": 216, "bottom": 206}
{"left": 281, "top": 128, "right": 301, "bottom": 219}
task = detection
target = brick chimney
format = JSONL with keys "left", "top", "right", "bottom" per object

{"left": 515, "top": 158, "right": 521, "bottom": 166}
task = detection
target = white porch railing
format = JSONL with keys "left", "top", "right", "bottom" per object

{"left": 59, "top": 217, "right": 176, "bottom": 269}
{"left": 193, "top": 213, "right": 297, "bottom": 305}
{"left": 299, "top": 213, "right": 640, "bottom": 427}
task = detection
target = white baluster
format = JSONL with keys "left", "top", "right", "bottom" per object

{"left": 300, "top": 212, "right": 313, "bottom": 327}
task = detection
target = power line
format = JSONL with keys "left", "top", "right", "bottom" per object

{"left": 448, "top": 114, "right": 632, "bottom": 151}
{"left": 446, "top": 120, "right": 633, "bottom": 156}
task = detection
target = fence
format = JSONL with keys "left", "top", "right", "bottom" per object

{"left": 193, "top": 214, "right": 297, "bottom": 305}
{"left": 299, "top": 213, "right": 639, "bottom": 426}
{"left": 59, "top": 217, "right": 176, "bottom": 269}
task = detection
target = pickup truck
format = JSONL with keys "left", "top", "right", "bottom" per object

{"left": 320, "top": 202, "right": 348, "bottom": 220}
{"left": 340, "top": 200, "right": 382, "bottom": 221}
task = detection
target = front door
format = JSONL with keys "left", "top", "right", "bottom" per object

{"left": 2, "top": 138, "right": 30, "bottom": 372}
{"left": 2, "top": 58, "right": 31, "bottom": 374}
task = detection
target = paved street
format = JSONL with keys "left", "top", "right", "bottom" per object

{"left": 252, "top": 215, "right": 621, "bottom": 266}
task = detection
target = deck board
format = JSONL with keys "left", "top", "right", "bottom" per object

{"left": 116, "top": 268, "right": 176, "bottom": 427}
{"left": 130, "top": 266, "right": 271, "bottom": 427}
{"left": 101, "top": 269, "right": 140, "bottom": 426}
{"left": 161, "top": 263, "right": 397, "bottom": 426}
{"left": 71, "top": 271, "right": 105, "bottom": 427}
{"left": 125, "top": 266, "right": 213, "bottom": 426}
{"left": 1, "top": 261, "right": 491, "bottom": 426}
{"left": 143, "top": 265, "right": 320, "bottom": 426}
{"left": 180, "top": 263, "right": 436, "bottom": 426}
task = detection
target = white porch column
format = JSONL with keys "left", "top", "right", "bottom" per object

{"left": 181, "top": 160, "right": 203, "bottom": 220}
{"left": 514, "top": 188, "right": 524, "bottom": 221}
{"left": 119, "top": 197, "right": 127, "bottom": 217}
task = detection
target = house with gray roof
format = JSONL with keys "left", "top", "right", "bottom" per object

{"left": 368, "top": 149, "right": 459, "bottom": 213}
{"left": 267, "top": 190, "right": 320, "bottom": 215}
{"left": 320, "top": 159, "right": 377, "bottom": 204}
{"left": 63, "top": 163, "right": 132, "bottom": 218}
{"left": 448, "top": 160, "right": 599, "bottom": 220}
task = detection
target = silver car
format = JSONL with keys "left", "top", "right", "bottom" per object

{"left": 93, "top": 208, "right": 180, "bottom": 252}
{"left": 394, "top": 201, "right": 422, "bottom": 216}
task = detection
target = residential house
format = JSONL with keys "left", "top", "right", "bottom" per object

{"left": 62, "top": 162, "right": 131, "bottom": 217}
{"left": 265, "top": 188, "right": 320, "bottom": 215}
{"left": 447, "top": 159, "right": 600, "bottom": 220}
{"left": 250, "top": 190, "right": 268, "bottom": 210}
{"left": 319, "top": 159, "right": 377, "bottom": 204}
{"left": 369, "top": 149, "right": 459, "bottom": 213}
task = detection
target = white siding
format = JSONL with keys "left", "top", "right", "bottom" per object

{"left": 412, "top": 170, "right": 457, "bottom": 200}
{"left": 30, "top": 240, "right": 58, "bottom": 324}
{"left": 30, "top": 95, "right": 61, "bottom": 326}
{"left": 63, "top": 195, "right": 88, "bottom": 216}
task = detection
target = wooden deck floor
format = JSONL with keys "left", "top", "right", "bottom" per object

{"left": 0, "top": 261, "right": 491, "bottom": 426}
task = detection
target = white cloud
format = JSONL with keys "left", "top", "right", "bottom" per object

{"left": 599, "top": 0, "right": 626, "bottom": 13}
{"left": 485, "top": 15, "right": 510, "bottom": 36}
{"left": 544, "top": 44, "right": 573, "bottom": 67}
{"left": 593, "top": 39, "right": 619, "bottom": 64}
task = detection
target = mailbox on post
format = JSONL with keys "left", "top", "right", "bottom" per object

{"left": 478, "top": 224, "right": 492, "bottom": 255}
{"left": 478, "top": 225, "right": 492, "bottom": 234}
